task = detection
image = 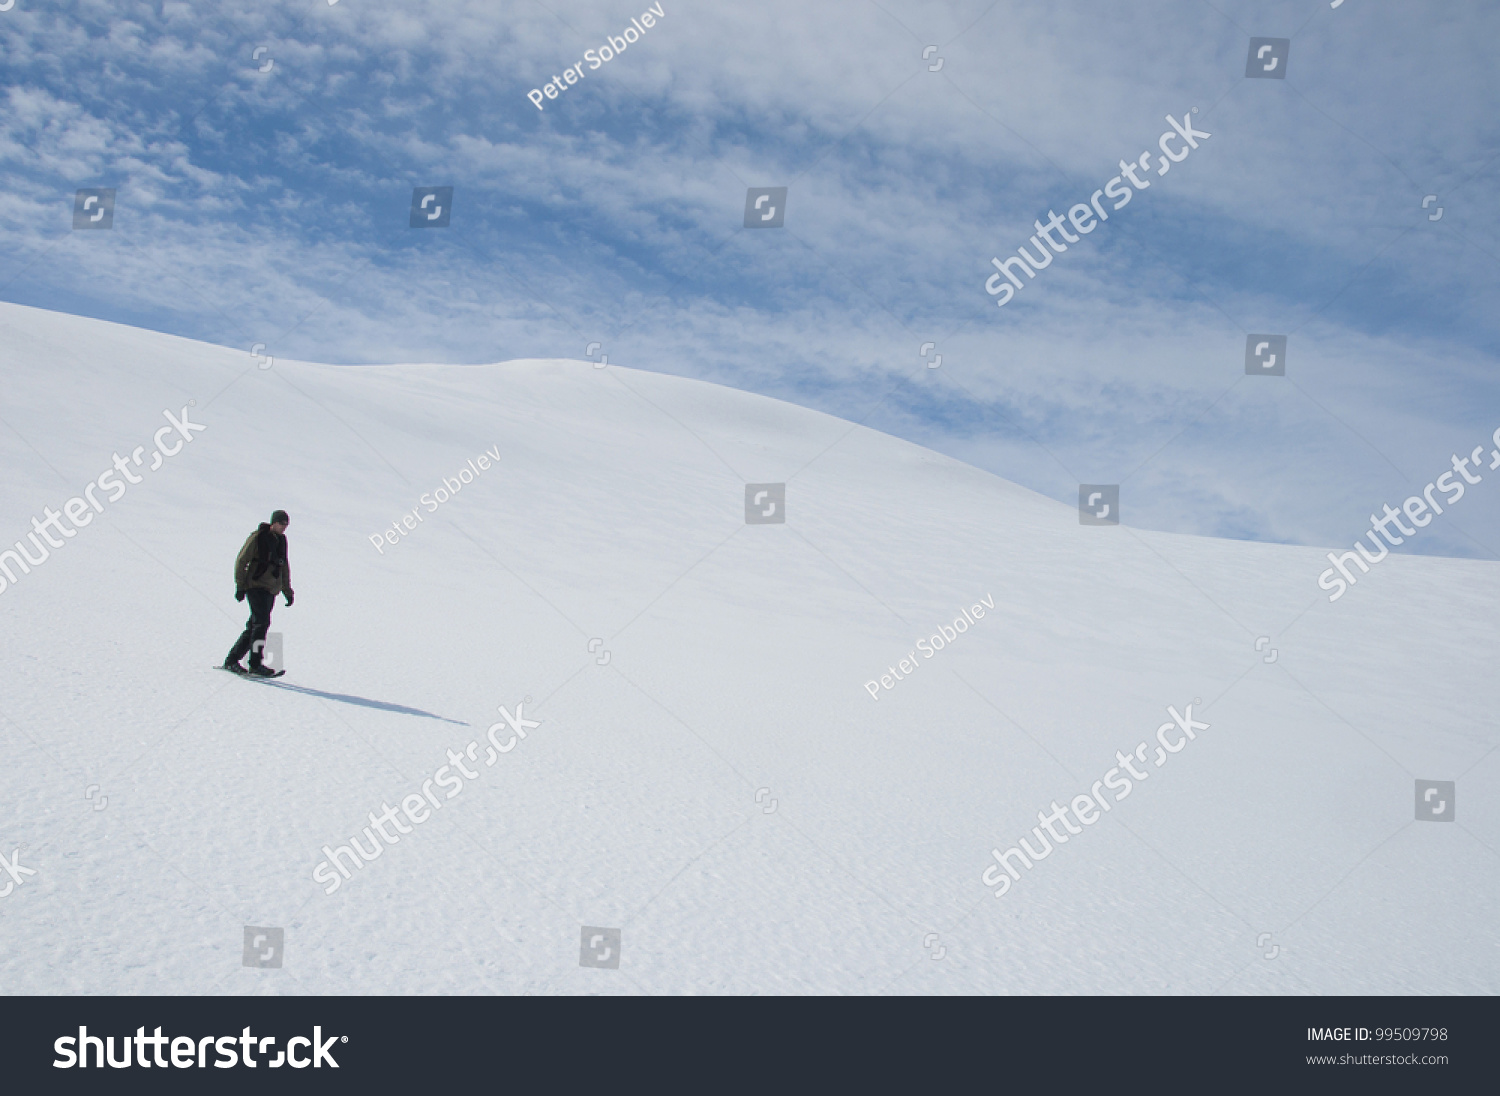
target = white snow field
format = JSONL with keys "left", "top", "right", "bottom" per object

{"left": 0, "top": 299, "right": 1496, "bottom": 996}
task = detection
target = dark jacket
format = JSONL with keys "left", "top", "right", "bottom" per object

{"left": 235, "top": 524, "right": 293, "bottom": 596}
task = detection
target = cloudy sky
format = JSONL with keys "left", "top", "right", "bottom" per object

{"left": 2, "top": 0, "right": 1498, "bottom": 558}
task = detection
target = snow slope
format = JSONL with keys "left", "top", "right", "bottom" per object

{"left": 0, "top": 300, "right": 1496, "bottom": 995}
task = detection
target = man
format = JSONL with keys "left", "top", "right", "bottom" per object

{"left": 223, "top": 509, "right": 295, "bottom": 677}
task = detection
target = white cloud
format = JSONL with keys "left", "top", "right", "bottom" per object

{"left": 0, "top": 0, "right": 1496, "bottom": 557}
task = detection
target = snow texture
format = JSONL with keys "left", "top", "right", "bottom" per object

{"left": 0, "top": 301, "right": 1496, "bottom": 995}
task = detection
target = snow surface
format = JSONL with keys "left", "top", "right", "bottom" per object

{"left": 0, "top": 300, "right": 1496, "bottom": 995}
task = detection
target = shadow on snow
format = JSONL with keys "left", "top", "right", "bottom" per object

{"left": 254, "top": 680, "right": 470, "bottom": 725}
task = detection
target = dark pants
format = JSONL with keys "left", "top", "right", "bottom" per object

{"left": 227, "top": 589, "right": 275, "bottom": 668}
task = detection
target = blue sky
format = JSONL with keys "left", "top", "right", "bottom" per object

{"left": 2, "top": 0, "right": 1498, "bottom": 559}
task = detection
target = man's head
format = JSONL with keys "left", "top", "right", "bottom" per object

{"left": 270, "top": 509, "right": 290, "bottom": 534}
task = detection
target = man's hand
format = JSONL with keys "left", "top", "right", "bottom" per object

{"left": 284, "top": 589, "right": 295, "bottom": 607}
{"left": 235, "top": 588, "right": 246, "bottom": 603}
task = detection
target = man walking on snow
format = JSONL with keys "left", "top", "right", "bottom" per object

{"left": 223, "top": 509, "right": 295, "bottom": 677}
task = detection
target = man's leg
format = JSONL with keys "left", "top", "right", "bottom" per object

{"left": 226, "top": 599, "right": 261, "bottom": 664}
{"left": 246, "top": 590, "right": 275, "bottom": 669}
